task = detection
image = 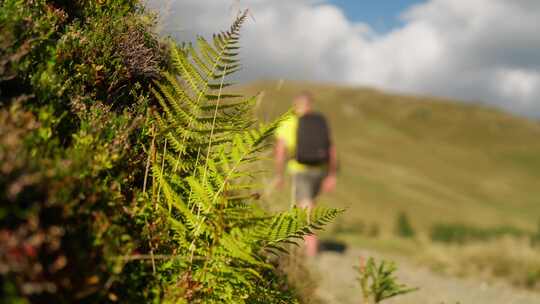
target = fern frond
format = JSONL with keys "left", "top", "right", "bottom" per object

{"left": 145, "top": 10, "right": 340, "bottom": 303}
{"left": 219, "top": 232, "right": 261, "bottom": 265}
{"left": 261, "top": 207, "right": 344, "bottom": 249}
{"left": 153, "top": 163, "right": 205, "bottom": 232}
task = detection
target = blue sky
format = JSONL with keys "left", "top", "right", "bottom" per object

{"left": 327, "top": 0, "right": 426, "bottom": 33}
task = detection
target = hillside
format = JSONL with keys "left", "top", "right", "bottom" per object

{"left": 239, "top": 80, "right": 540, "bottom": 233}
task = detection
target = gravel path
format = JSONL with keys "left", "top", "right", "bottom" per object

{"left": 312, "top": 248, "right": 540, "bottom": 304}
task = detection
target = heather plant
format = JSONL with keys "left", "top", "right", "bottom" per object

{"left": 1, "top": 1, "right": 163, "bottom": 302}
{"left": 1, "top": 2, "right": 340, "bottom": 303}
{"left": 0, "top": 100, "right": 147, "bottom": 302}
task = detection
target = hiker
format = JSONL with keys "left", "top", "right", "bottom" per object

{"left": 274, "top": 92, "right": 337, "bottom": 257}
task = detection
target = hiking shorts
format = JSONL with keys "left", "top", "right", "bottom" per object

{"left": 292, "top": 168, "right": 327, "bottom": 203}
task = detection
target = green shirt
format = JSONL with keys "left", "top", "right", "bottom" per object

{"left": 275, "top": 114, "right": 326, "bottom": 173}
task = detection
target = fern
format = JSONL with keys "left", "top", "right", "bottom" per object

{"left": 261, "top": 207, "right": 343, "bottom": 254}
{"left": 143, "top": 10, "right": 342, "bottom": 303}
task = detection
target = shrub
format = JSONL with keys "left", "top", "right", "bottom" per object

{"left": 394, "top": 212, "right": 415, "bottom": 238}
{"left": 0, "top": 98, "right": 147, "bottom": 303}
{"left": 430, "top": 222, "right": 527, "bottom": 244}
{"left": 530, "top": 219, "right": 540, "bottom": 247}
{"left": 0, "top": 1, "right": 162, "bottom": 302}
{"left": 1, "top": 2, "right": 341, "bottom": 303}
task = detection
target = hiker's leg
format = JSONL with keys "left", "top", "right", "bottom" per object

{"left": 294, "top": 173, "right": 317, "bottom": 256}
{"left": 295, "top": 170, "right": 327, "bottom": 257}
{"left": 299, "top": 199, "right": 318, "bottom": 257}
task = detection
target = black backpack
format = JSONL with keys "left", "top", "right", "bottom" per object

{"left": 295, "top": 112, "right": 331, "bottom": 165}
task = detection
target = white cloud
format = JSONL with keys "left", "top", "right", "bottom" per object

{"left": 147, "top": 0, "right": 540, "bottom": 117}
{"left": 495, "top": 68, "right": 540, "bottom": 107}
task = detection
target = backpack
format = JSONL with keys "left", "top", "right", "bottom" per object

{"left": 295, "top": 112, "right": 331, "bottom": 165}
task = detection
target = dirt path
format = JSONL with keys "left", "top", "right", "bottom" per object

{"left": 312, "top": 248, "right": 539, "bottom": 304}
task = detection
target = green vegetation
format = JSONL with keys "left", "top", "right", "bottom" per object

{"left": 3, "top": 1, "right": 540, "bottom": 303}
{"left": 241, "top": 81, "right": 540, "bottom": 233}
{"left": 395, "top": 212, "right": 416, "bottom": 238}
{"left": 418, "top": 237, "right": 540, "bottom": 290}
{"left": 239, "top": 80, "right": 540, "bottom": 295}
{"left": 356, "top": 257, "right": 417, "bottom": 303}
{"left": 147, "top": 12, "right": 341, "bottom": 302}
{"left": 1, "top": 2, "right": 339, "bottom": 303}
{"left": 430, "top": 222, "right": 527, "bottom": 244}
{"left": 531, "top": 219, "right": 540, "bottom": 247}
{"left": 278, "top": 250, "right": 323, "bottom": 304}
{"left": 1, "top": 1, "right": 161, "bottom": 302}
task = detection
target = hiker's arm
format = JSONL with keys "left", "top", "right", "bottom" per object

{"left": 274, "top": 138, "right": 287, "bottom": 187}
{"left": 328, "top": 145, "right": 337, "bottom": 177}
{"left": 323, "top": 145, "right": 337, "bottom": 192}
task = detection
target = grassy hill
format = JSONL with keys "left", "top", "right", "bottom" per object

{"left": 238, "top": 80, "right": 540, "bottom": 234}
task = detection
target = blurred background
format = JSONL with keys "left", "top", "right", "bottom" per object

{"left": 148, "top": 0, "right": 540, "bottom": 117}
{"left": 148, "top": 1, "right": 540, "bottom": 303}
